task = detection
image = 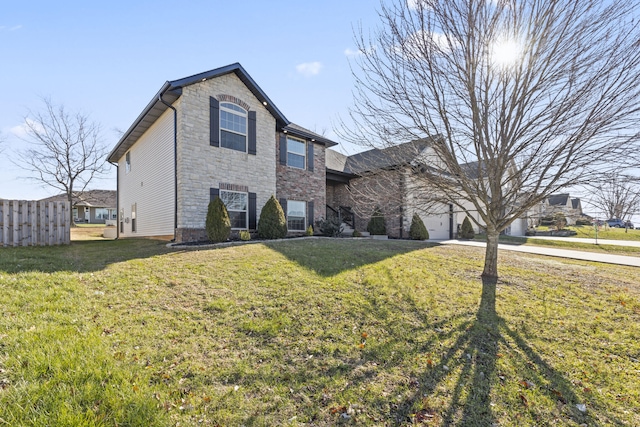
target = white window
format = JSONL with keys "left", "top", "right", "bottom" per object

{"left": 287, "top": 137, "right": 306, "bottom": 169}
{"left": 108, "top": 209, "right": 117, "bottom": 220}
{"left": 220, "top": 103, "right": 247, "bottom": 152}
{"left": 287, "top": 200, "right": 306, "bottom": 231}
{"left": 131, "top": 203, "right": 137, "bottom": 233}
{"left": 125, "top": 151, "right": 131, "bottom": 173}
{"left": 95, "top": 208, "right": 109, "bottom": 220}
{"left": 220, "top": 190, "right": 248, "bottom": 229}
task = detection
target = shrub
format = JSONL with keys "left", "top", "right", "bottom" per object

{"left": 239, "top": 230, "right": 251, "bottom": 241}
{"left": 575, "top": 218, "right": 591, "bottom": 226}
{"left": 352, "top": 229, "right": 362, "bottom": 237}
{"left": 367, "top": 207, "right": 387, "bottom": 235}
{"left": 206, "top": 198, "right": 231, "bottom": 243}
{"left": 459, "top": 216, "right": 475, "bottom": 239}
{"left": 315, "top": 217, "right": 343, "bottom": 237}
{"left": 305, "top": 225, "right": 314, "bottom": 236}
{"left": 553, "top": 212, "right": 567, "bottom": 230}
{"left": 258, "top": 196, "right": 288, "bottom": 239}
{"left": 409, "top": 213, "right": 429, "bottom": 240}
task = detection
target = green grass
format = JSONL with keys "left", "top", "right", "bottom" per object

{"left": 1, "top": 238, "right": 639, "bottom": 426}
{"left": 535, "top": 225, "right": 640, "bottom": 241}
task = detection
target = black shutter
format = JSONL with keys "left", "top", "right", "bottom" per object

{"left": 307, "top": 200, "right": 314, "bottom": 230}
{"left": 210, "top": 188, "right": 219, "bottom": 201}
{"left": 307, "top": 142, "right": 314, "bottom": 171}
{"left": 249, "top": 192, "right": 257, "bottom": 230}
{"left": 279, "top": 133, "right": 287, "bottom": 165}
{"left": 279, "top": 198, "right": 287, "bottom": 217}
{"left": 248, "top": 111, "right": 257, "bottom": 155}
{"left": 210, "top": 97, "right": 220, "bottom": 147}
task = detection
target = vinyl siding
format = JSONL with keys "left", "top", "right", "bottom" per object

{"left": 118, "top": 108, "right": 175, "bottom": 237}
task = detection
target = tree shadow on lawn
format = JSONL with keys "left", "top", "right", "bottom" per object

{"left": 0, "top": 238, "right": 176, "bottom": 274}
{"left": 391, "top": 277, "right": 628, "bottom": 426}
{"left": 266, "top": 238, "right": 437, "bottom": 277}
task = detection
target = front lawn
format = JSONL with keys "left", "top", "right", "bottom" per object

{"left": 1, "top": 239, "right": 638, "bottom": 426}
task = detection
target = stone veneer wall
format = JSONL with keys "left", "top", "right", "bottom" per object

{"left": 275, "top": 135, "right": 327, "bottom": 232}
{"left": 175, "top": 73, "right": 277, "bottom": 242}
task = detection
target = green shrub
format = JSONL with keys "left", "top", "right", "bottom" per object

{"left": 315, "top": 217, "right": 343, "bottom": 237}
{"left": 367, "top": 207, "right": 387, "bottom": 235}
{"left": 459, "top": 216, "right": 475, "bottom": 239}
{"left": 239, "top": 230, "right": 251, "bottom": 241}
{"left": 206, "top": 198, "right": 231, "bottom": 243}
{"left": 258, "top": 196, "right": 287, "bottom": 239}
{"left": 352, "top": 229, "right": 362, "bottom": 237}
{"left": 409, "top": 213, "right": 429, "bottom": 240}
{"left": 305, "top": 225, "right": 314, "bottom": 236}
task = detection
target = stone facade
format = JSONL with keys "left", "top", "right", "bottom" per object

{"left": 175, "top": 73, "right": 277, "bottom": 241}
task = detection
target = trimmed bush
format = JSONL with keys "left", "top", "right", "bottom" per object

{"left": 258, "top": 195, "right": 287, "bottom": 239}
{"left": 459, "top": 216, "right": 475, "bottom": 239}
{"left": 206, "top": 198, "right": 231, "bottom": 243}
{"left": 315, "top": 217, "right": 343, "bottom": 237}
{"left": 367, "top": 207, "right": 387, "bottom": 235}
{"left": 409, "top": 213, "right": 429, "bottom": 240}
{"left": 239, "top": 230, "right": 251, "bottom": 241}
{"left": 305, "top": 225, "right": 314, "bottom": 236}
{"left": 352, "top": 229, "right": 362, "bottom": 237}
{"left": 553, "top": 212, "right": 567, "bottom": 230}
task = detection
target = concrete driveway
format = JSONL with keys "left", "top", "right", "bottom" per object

{"left": 436, "top": 239, "right": 640, "bottom": 267}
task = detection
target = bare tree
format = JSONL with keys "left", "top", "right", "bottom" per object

{"left": 341, "top": 0, "right": 640, "bottom": 277}
{"left": 586, "top": 174, "right": 640, "bottom": 222}
{"left": 15, "top": 98, "right": 109, "bottom": 223}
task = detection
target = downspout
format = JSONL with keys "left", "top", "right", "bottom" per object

{"left": 159, "top": 93, "right": 178, "bottom": 242}
{"left": 107, "top": 160, "right": 119, "bottom": 239}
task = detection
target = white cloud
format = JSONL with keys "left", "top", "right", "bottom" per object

{"left": 295, "top": 62, "right": 323, "bottom": 77}
{"left": 344, "top": 48, "right": 363, "bottom": 57}
{"left": 10, "top": 119, "right": 42, "bottom": 138}
{"left": 0, "top": 25, "right": 23, "bottom": 32}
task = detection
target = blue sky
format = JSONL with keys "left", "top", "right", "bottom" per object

{"left": 0, "top": 0, "right": 381, "bottom": 200}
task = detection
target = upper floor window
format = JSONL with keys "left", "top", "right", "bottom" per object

{"left": 125, "top": 151, "right": 131, "bottom": 173}
{"left": 220, "top": 102, "right": 247, "bottom": 152}
{"left": 287, "top": 137, "right": 306, "bottom": 169}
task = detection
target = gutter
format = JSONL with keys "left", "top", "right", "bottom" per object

{"left": 107, "top": 159, "right": 119, "bottom": 240}
{"left": 158, "top": 93, "right": 178, "bottom": 242}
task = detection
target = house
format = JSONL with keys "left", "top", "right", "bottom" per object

{"left": 538, "top": 193, "right": 584, "bottom": 225}
{"left": 325, "top": 141, "right": 527, "bottom": 239}
{"left": 39, "top": 190, "right": 117, "bottom": 224}
{"left": 107, "top": 63, "right": 336, "bottom": 242}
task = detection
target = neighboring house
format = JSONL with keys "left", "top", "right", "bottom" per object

{"left": 107, "top": 63, "right": 336, "bottom": 242}
{"left": 39, "top": 190, "right": 117, "bottom": 224}
{"left": 325, "top": 141, "right": 527, "bottom": 239}
{"left": 538, "top": 193, "right": 584, "bottom": 225}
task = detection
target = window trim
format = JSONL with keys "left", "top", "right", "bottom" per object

{"left": 219, "top": 102, "right": 248, "bottom": 153}
{"left": 286, "top": 200, "right": 307, "bottom": 231}
{"left": 286, "top": 136, "right": 306, "bottom": 169}
{"left": 220, "top": 189, "right": 249, "bottom": 230}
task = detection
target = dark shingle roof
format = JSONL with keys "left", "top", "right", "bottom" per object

{"left": 40, "top": 190, "right": 116, "bottom": 208}
{"left": 284, "top": 123, "right": 338, "bottom": 147}
{"left": 547, "top": 194, "right": 570, "bottom": 206}
{"left": 326, "top": 139, "right": 430, "bottom": 175}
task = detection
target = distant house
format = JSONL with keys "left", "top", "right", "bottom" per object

{"left": 40, "top": 190, "right": 116, "bottom": 224}
{"left": 541, "top": 193, "right": 584, "bottom": 225}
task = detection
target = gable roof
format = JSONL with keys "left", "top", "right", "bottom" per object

{"left": 327, "top": 139, "right": 431, "bottom": 175}
{"left": 108, "top": 63, "right": 290, "bottom": 163}
{"left": 40, "top": 190, "right": 116, "bottom": 208}
{"left": 547, "top": 193, "right": 570, "bottom": 206}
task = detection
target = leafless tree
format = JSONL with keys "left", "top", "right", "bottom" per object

{"left": 586, "top": 174, "right": 640, "bottom": 222}
{"left": 341, "top": 0, "right": 640, "bottom": 277}
{"left": 15, "top": 98, "right": 109, "bottom": 223}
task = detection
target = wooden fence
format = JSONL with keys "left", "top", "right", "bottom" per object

{"left": 0, "top": 200, "right": 71, "bottom": 247}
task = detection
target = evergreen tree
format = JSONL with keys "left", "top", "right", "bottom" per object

{"left": 258, "top": 195, "right": 288, "bottom": 239}
{"left": 206, "top": 197, "right": 231, "bottom": 242}
{"left": 409, "top": 213, "right": 429, "bottom": 240}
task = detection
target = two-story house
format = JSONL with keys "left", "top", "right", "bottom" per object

{"left": 107, "top": 63, "right": 336, "bottom": 242}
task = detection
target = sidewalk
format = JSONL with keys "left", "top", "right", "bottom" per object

{"left": 437, "top": 239, "right": 640, "bottom": 267}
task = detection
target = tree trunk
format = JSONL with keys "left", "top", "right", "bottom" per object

{"left": 482, "top": 230, "right": 499, "bottom": 278}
